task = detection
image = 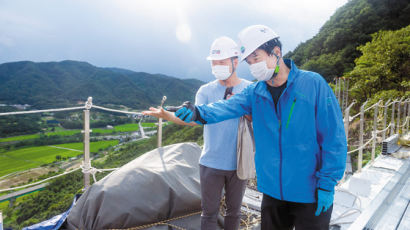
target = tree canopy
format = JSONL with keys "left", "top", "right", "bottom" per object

{"left": 285, "top": 0, "right": 410, "bottom": 82}
{"left": 348, "top": 25, "right": 410, "bottom": 104}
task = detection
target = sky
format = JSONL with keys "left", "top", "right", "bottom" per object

{"left": 0, "top": 0, "right": 348, "bottom": 82}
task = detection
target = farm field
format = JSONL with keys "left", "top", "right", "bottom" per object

{"left": 0, "top": 134, "right": 40, "bottom": 143}
{"left": 0, "top": 122, "right": 159, "bottom": 143}
{"left": 0, "top": 140, "right": 118, "bottom": 177}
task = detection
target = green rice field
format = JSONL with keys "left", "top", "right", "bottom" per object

{"left": 0, "top": 122, "right": 158, "bottom": 143}
{"left": 0, "top": 134, "right": 40, "bottom": 143}
{"left": 0, "top": 140, "right": 119, "bottom": 177}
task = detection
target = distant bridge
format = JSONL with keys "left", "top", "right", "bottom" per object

{"left": 0, "top": 183, "right": 49, "bottom": 203}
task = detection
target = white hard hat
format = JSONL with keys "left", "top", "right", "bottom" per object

{"left": 207, "top": 36, "right": 239, "bottom": 61}
{"left": 238, "top": 25, "right": 279, "bottom": 62}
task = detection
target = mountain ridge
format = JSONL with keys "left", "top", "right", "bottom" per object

{"left": 0, "top": 60, "right": 204, "bottom": 109}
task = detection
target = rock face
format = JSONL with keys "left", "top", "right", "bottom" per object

{"left": 67, "top": 142, "right": 203, "bottom": 230}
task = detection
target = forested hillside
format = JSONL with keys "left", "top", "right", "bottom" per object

{"left": 285, "top": 0, "right": 410, "bottom": 82}
{"left": 348, "top": 25, "right": 409, "bottom": 104}
{"left": 0, "top": 60, "right": 204, "bottom": 109}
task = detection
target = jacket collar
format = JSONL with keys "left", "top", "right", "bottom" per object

{"left": 254, "top": 59, "right": 299, "bottom": 99}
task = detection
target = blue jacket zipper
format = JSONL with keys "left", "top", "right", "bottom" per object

{"left": 274, "top": 87, "right": 288, "bottom": 201}
{"left": 278, "top": 109, "right": 283, "bottom": 200}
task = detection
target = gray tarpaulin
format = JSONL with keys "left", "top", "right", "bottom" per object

{"left": 67, "top": 142, "right": 212, "bottom": 230}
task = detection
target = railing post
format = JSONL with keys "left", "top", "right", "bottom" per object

{"left": 334, "top": 78, "right": 338, "bottom": 102}
{"left": 344, "top": 101, "right": 356, "bottom": 143}
{"left": 157, "top": 96, "right": 167, "bottom": 148}
{"left": 406, "top": 99, "right": 410, "bottom": 133}
{"left": 345, "top": 78, "right": 349, "bottom": 111}
{"left": 337, "top": 78, "right": 341, "bottom": 105}
{"left": 397, "top": 98, "right": 403, "bottom": 134}
{"left": 83, "top": 97, "right": 92, "bottom": 190}
{"left": 391, "top": 100, "right": 396, "bottom": 135}
{"left": 402, "top": 99, "right": 408, "bottom": 134}
{"left": 382, "top": 99, "right": 391, "bottom": 141}
{"left": 139, "top": 119, "right": 146, "bottom": 138}
{"left": 342, "top": 101, "right": 355, "bottom": 181}
{"left": 0, "top": 211, "right": 3, "bottom": 230}
{"left": 358, "top": 100, "right": 368, "bottom": 172}
{"left": 341, "top": 78, "right": 345, "bottom": 110}
{"left": 371, "top": 100, "right": 380, "bottom": 161}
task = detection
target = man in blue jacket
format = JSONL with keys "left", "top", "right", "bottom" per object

{"left": 145, "top": 25, "right": 347, "bottom": 229}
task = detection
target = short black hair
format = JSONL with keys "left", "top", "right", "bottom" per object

{"left": 258, "top": 38, "right": 282, "bottom": 55}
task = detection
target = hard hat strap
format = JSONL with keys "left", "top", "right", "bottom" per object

{"left": 228, "top": 57, "right": 236, "bottom": 78}
{"left": 269, "top": 52, "right": 281, "bottom": 84}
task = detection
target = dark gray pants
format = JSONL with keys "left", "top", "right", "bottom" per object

{"left": 199, "top": 164, "right": 247, "bottom": 230}
{"left": 261, "top": 194, "right": 333, "bottom": 230}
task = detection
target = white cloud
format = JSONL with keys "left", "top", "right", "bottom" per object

{"left": 0, "top": 35, "right": 14, "bottom": 47}
{"left": 0, "top": 0, "right": 349, "bottom": 81}
{"left": 0, "top": 8, "right": 52, "bottom": 50}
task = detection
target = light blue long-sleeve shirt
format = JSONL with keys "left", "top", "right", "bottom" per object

{"left": 195, "top": 79, "right": 252, "bottom": 170}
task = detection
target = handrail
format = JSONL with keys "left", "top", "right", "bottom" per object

{"left": 398, "top": 116, "right": 409, "bottom": 128}
{"left": 347, "top": 136, "right": 375, "bottom": 154}
{"left": 80, "top": 161, "right": 118, "bottom": 184}
{"left": 92, "top": 105, "right": 143, "bottom": 116}
{"left": 363, "top": 102, "right": 379, "bottom": 112}
{"left": 0, "top": 106, "right": 85, "bottom": 116}
{"left": 350, "top": 112, "right": 361, "bottom": 121}
{"left": 0, "top": 97, "right": 150, "bottom": 192}
{"left": 0, "top": 96, "right": 408, "bottom": 193}
{"left": 375, "top": 123, "right": 392, "bottom": 134}
{"left": 0, "top": 105, "right": 144, "bottom": 117}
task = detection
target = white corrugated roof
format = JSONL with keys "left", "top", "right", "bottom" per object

{"left": 332, "top": 147, "right": 410, "bottom": 230}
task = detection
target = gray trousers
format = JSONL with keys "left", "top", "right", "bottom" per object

{"left": 199, "top": 164, "right": 247, "bottom": 230}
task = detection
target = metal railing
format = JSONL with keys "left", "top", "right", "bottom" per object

{"left": 343, "top": 97, "right": 410, "bottom": 172}
{"left": 0, "top": 94, "right": 409, "bottom": 192}
{"left": 334, "top": 77, "right": 349, "bottom": 111}
{"left": 0, "top": 97, "right": 157, "bottom": 192}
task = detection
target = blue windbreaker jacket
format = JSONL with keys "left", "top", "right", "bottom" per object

{"left": 196, "top": 59, "right": 347, "bottom": 203}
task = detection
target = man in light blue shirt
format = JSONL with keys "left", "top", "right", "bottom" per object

{"left": 196, "top": 78, "right": 250, "bottom": 171}
{"left": 144, "top": 36, "right": 251, "bottom": 230}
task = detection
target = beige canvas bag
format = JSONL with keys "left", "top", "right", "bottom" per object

{"left": 236, "top": 116, "right": 256, "bottom": 180}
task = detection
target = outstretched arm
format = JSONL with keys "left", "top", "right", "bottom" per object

{"left": 195, "top": 86, "right": 253, "bottom": 124}
{"left": 143, "top": 84, "right": 253, "bottom": 125}
{"left": 142, "top": 107, "right": 198, "bottom": 126}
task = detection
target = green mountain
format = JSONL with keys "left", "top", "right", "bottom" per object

{"left": 0, "top": 60, "right": 204, "bottom": 109}
{"left": 347, "top": 25, "right": 409, "bottom": 104}
{"left": 284, "top": 0, "right": 410, "bottom": 81}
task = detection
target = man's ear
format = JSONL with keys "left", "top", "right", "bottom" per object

{"left": 233, "top": 58, "right": 239, "bottom": 68}
{"left": 273, "top": 46, "right": 282, "bottom": 57}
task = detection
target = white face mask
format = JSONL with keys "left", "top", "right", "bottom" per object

{"left": 249, "top": 60, "right": 275, "bottom": 82}
{"left": 211, "top": 65, "right": 231, "bottom": 80}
